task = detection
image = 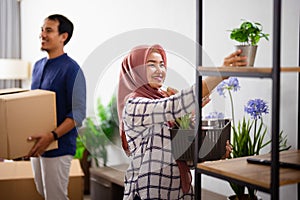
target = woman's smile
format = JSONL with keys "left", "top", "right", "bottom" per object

{"left": 146, "top": 52, "right": 166, "bottom": 89}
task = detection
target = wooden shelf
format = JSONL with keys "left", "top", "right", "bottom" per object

{"left": 197, "top": 150, "right": 300, "bottom": 192}
{"left": 198, "top": 66, "right": 300, "bottom": 78}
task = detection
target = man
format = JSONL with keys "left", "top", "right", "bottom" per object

{"left": 28, "top": 14, "right": 86, "bottom": 200}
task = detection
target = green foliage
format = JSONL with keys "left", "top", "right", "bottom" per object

{"left": 230, "top": 117, "right": 271, "bottom": 198}
{"left": 229, "top": 20, "right": 269, "bottom": 46}
{"left": 217, "top": 78, "right": 291, "bottom": 199}
{"left": 96, "top": 96, "right": 118, "bottom": 142}
{"left": 231, "top": 117, "right": 270, "bottom": 158}
{"left": 74, "top": 136, "right": 85, "bottom": 159}
{"left": 230, "top": 119, "right": 291, "bottom": 199}
{"left": 175, "top": 113, "right": 193, "bottom": 129}
{"left": 278, "top": 131, "right": 291, "bottom": 152}
{"left": 75, "top": 96, "right": 119, "bottom": 167}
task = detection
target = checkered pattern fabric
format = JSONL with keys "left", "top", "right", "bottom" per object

{"left": 122, "top": 85, "right": 196, "bottom": 200}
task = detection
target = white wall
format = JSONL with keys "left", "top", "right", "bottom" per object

{"left": 20, "top": 0, "right": 299, "bottom": 199}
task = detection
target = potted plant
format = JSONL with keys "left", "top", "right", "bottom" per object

{"left": 74, "top": 135, "right": 91, "bottom": 194}
{"left": 229, "top": 20, "right": 269, "bottom": 66}
{"left": 78, "top": 95, "right": 119, "bottom": 167}
{"left": 74, "top": 95, "right": 119, "bottom": 193}
{"left": 217, "top": 77, "right": 291, "bottom": 200}
{"left": 170, "top": 112, "right": 231, "bottom": 163}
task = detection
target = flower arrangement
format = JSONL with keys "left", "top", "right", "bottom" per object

{"left": 217, "top": 77, "right": 291, "bottom": 199}
{"left": 232, "top": 99, "right": 270, "bottom": 159}
{"left": 205, "top": 111, "right": 225, "bottom": 120}
{"left": 217, "top": 77, "right": 240, "bottom": 126}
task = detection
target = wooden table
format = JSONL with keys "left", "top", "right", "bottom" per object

{"left": 197, "top": 150, "right": 300, "bottom": 192}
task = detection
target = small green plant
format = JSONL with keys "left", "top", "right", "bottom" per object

{"left": 229, "top": 20, "right": 269, "bottom": 46}
{"left": 175, "top": 113, "right": 193, "bottom": 129}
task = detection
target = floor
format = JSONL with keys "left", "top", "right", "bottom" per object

{"left": 83, "top": 189, "right": 227, "bottom": 200}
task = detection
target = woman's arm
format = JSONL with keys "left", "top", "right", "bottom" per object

{"left": 202, "top": 49, "right": 247, "bottom": 97}
{"left": 123, "top": 86, "right": 195, "bottom": 128}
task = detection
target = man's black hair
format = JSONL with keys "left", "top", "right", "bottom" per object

{"left": 47, "top": 14, "right": 74, "bottom": 45}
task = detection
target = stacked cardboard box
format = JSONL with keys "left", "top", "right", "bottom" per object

{"left": 0, "top": 159, "right": 84, "bottom": 200}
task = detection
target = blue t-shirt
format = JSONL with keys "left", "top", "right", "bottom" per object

{"left": 31, "top": 53, "right": 86, "bottom": 157}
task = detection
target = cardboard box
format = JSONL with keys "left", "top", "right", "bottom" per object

{"left": 0, "top": 88, "right": 58, "bottom": 159}
{"left": 0, "top": 159, "right": 84, "bottom": 200}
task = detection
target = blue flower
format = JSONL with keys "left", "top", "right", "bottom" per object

{"left": 244, "top": 99, "right": 269, "bottom": 120}
{"left": 217, "top": 77, "right": 240, "bottom": 97}
{"left": 217, "top": 77, "right": 240, "bottom": 125}
{"left": 205, "top": 111, "right": 225, "bottom": 119}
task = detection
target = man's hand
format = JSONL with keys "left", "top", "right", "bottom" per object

{"left": 27, "top": 132, "right": 54, "bottom": 157}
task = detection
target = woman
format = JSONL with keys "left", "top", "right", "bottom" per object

{"left": 117, "top": 44, "right": 246, "bottom": 200}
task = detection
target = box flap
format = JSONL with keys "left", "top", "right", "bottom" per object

{"left": 0, "top": 161, "right": 33, "bottom": 180}
{"left": 0, "top": 100, "right": 8, "bottom": 158}
{"left": 70, "top": 159, "right": 84, "bottom": 177}
{"left": 0, "top": 159, "right": 83, "bottom": 180}
{"left": 0, "top": 88, "right": 28, "bottom": 95}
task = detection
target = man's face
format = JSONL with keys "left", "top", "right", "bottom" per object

{"left": 40, "top": 19, "right": 66, "bottom": 52}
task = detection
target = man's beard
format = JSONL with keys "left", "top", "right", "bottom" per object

{"left": 40, "top": 47, "right": 48, "bottom": 52}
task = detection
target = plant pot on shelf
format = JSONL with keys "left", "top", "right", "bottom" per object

{"left": 235, "top": 45, "right": 257, "bottom": 67}
{"left": 79, "top": 149, "right": 91, "bottom": 195}
{"left": 170, "top": 119, "right": 231, "bottom": 163}
{"left": 227, "top": 194, "right": 262, "bottom": 200}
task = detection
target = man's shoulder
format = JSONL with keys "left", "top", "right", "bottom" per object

{"left": 35, "top": 57, "right": 47, "bottom": 65}
{"left": 64, "top": 54, "right": 81, "bottom": 69}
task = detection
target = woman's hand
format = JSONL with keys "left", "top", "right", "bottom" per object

{"left": 223, "top": 49, "right": 247, "bottom": 67}
{"left": 166, "top": 86, "right": 178, "bottom": 96}
{"left": 202, "top": 95, "right": 211, "bottom": 107}
{"left": 222, "top": 140, "right": 232, "bottom": 159}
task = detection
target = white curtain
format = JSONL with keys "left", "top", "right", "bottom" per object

{"left": 0, "top": 0, "right": 21, "bottom": 88}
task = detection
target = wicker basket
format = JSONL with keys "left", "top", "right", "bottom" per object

{"left": 170, "top": 119, "right": 231, "bottom": 162}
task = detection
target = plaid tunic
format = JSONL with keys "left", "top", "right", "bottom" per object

{"left": 122, "top": 85, "right": 196, "bottom": 200}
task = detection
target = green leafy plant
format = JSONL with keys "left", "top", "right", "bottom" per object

{"left": 74, "top": 136, "right": 86, "bottom": 159}
{"left": 229, "top": 20, "right": 269, "bottom": 46}
{"left": 230, "top": 99, "right": 270, "bottom": 199}
{"left": 75, "top": 95, "right": 118, "bottom": 167}
{"left": 175, "top": 113, "right": 194, "bottom": 129}
{"left": 217, "top": 78, "right": 291, "bottom": 199}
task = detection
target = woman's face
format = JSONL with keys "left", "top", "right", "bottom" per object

{"left": 146, "top": 51, "right": 166, "bottom": 89}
